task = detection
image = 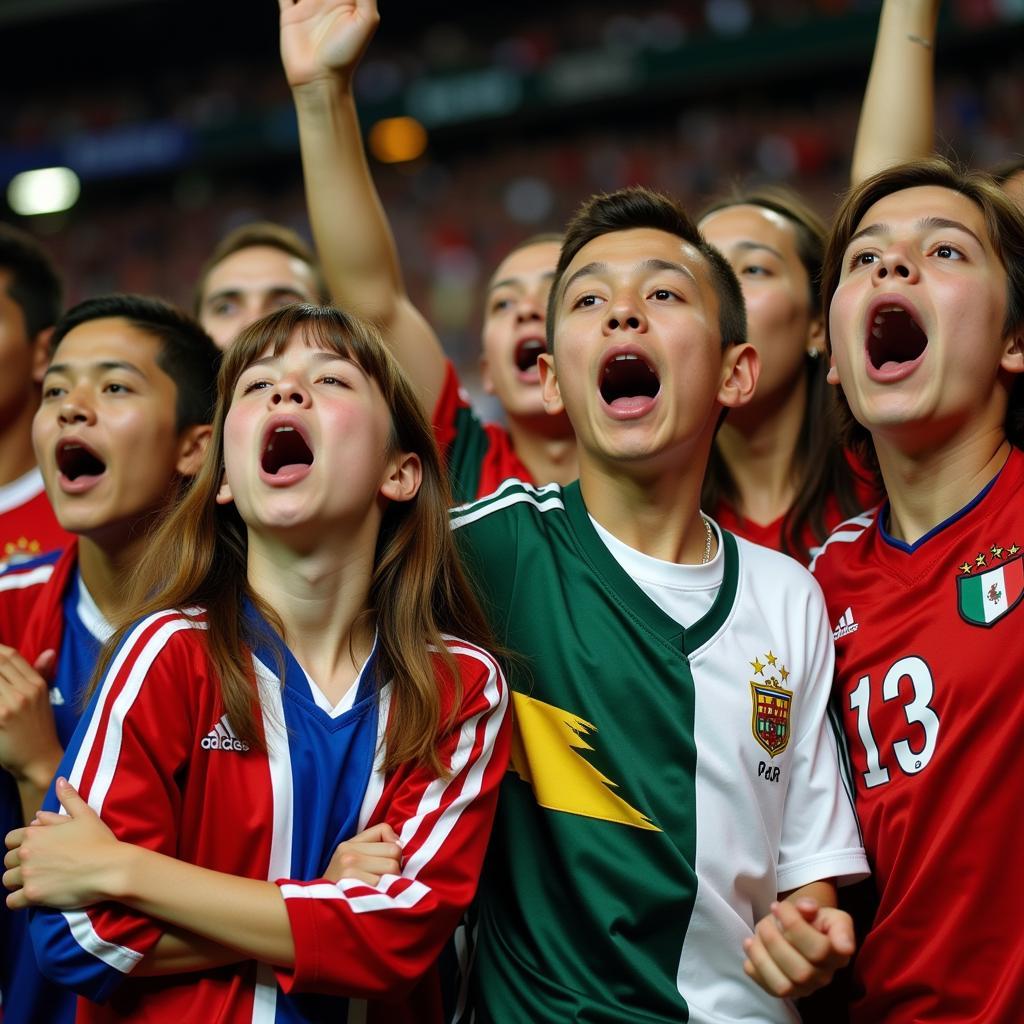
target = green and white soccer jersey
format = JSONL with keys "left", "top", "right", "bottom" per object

{"left": 452, "top": 479, "right": 867, "bottom": 1024}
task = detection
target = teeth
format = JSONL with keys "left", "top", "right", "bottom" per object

{"left": 274, "top": 427, "right": 295, "bottom": 433}
{"left": 613, "top": 354, "right": 639, "bottom": 362}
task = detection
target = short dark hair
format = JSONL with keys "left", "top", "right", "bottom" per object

{"left": 50, "top": 295, "right": 221, "bottom": 431}
{"left": 0, "top": 223, "right": 63, "bottom": 338}
{"left": 193, "top": 222, "right": 329, "bottom": 314}
{"left": 823, "top": 157, "right": 1024, "bottom": 459}
{"left": 546, "top": 186, "right": 746, "bottom": 351}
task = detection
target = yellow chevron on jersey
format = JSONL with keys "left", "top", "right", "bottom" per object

{"left": 508, "top": 692, "right": 660, "bottom": 831}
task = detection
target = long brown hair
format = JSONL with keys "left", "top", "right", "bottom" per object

{"left": 699, "top": 187, "right": 867, "bottom": 562}
{"left": 92, "top": 304, "right": 494, "bottom": 774}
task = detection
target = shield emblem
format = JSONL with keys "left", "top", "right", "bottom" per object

{"left": 957, "top": 552, "right": 1024, "bottom": 628}
{"left": 750, "top": 682, "right": 792, "bottom": 758}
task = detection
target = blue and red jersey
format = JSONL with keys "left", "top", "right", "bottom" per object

{"left": 29, "top": 600, "right": 510, "bottom": 1023}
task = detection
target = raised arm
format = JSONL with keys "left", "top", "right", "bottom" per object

{"left": 851, "top": 0, "right": 941, "bottom": 185}
{"left": 280, "top": 0, "right": 447, "bottom": 414}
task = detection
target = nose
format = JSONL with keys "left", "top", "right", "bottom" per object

{"left": 873, "top": 245, "right": 919, "bottom": 284}
{"left": 57, "top": 389, "right": 94, "bottom": 427}
{"left": 604, "top": 294, "right": 647, "bottom": 334}
{"left": 515, "top": 293, "right": 543, "bottom": 324}
{"left": 269, "top": 375, "right": 311, "bottom": 408}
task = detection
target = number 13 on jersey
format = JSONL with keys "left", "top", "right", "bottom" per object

{"left": 847, "top": 656, "right": 941, "bottom": 789}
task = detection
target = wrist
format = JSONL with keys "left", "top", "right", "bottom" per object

{"left": 291, "top": 73, "right": 353, "bottom": 110}
{"left": 20, "top": 746, "right": 63, "bottom": 790}
{"left": 105, "top": 840, "right": 137, "bottom": 902}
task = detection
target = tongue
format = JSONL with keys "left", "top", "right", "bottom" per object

{"left": 608, "top": 395, "right": 654, "bottom": 413}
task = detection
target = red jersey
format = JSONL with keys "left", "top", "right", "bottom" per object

{"left": 811, "top": 446, "right": 1024, "bottom": 1024}
{"left": 433, "top": 362, "right": 533, "bottom": 504}
{"left": 29, "top": 605, "right": 511, "bottom": 1024}
{"left": 0, "top": 467, "right": 71, "bottom": 567}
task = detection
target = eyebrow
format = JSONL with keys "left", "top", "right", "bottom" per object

{"left": 558, "top": 257, "right": 697, "bottom": 303}
{"left": 45, "top": 360, "right": 148, "bottom": 380}
{"left": 733, "top": 240, "right": 784, "bottom": 260}
{"left": 204, "top": 285, "right": 309, "bottom": 305}
{"left": 488, "top": 270, "right": 556, "bottom": 293}
{"left": 243, "top": 350, "right": 369, "bottom": 380}
{"left": 847, "top": 216, "right": 985, "bottom": 250}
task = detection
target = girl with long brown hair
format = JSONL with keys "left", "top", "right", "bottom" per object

{"left": 6, "top": 304, "right": 510, "bottom": 1024}
{"left": 700, "top": 189, "right": 880, "bottom": 564}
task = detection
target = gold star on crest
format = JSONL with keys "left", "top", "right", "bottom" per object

{"left": 779, "top": 666, "right": 790, "bottom": 682}
{"left": 750, "top": 657, "right": 765, "bottom": 676}
{"left": 765, "top": 651, "right": 778, "bottom": 667}
{"left": 1010, "top": 543, "right": 1021, "bottom": 556}
{"left": 991, "top": 544, "right": 1005, "bottom": 559}
{"left": 959, "top": 562, "right": 973, "bottom": 575}
{"left": 975, "top": 553, "right": 988, "bottom": 568}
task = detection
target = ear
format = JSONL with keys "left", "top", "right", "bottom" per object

{"left": 214, "top": 471, "right": 233, "bottom": 507}
{"left": 537, "top": 353, "right": 565, "bottom": 416}
{"left": 807, "top": 315, "right": 826, "bottom": 357}
{"left": 31, "top": 328, "right": 53, "bottom": 385}
{"left": 826, "top": 350, "right": 841, "bottom": 386}
{"left": 175, "top": 424, "right": 214, "bottom": 479}
{"left": 479, "top": 352, "right": 496, "bottom": 396}
{"left": 717, "top": 343, "right": 759, "bottom": 411}
{"left": 380, "top": 450, "right": 422, "bottom": 504}
{"left": 1001, "top": 329, "right": 1024, "bottom": 376}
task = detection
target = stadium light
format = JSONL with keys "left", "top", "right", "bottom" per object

{"left": 368, "top": 117, "right": 428, "bottom": 164}
{"left": 7, "top": 167, "right": 81, "bottom": 216}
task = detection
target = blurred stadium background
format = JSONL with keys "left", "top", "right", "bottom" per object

{"left": 1, "top": 0, "right": 1022, "bottom": 399}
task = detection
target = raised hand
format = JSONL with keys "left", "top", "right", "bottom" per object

{"left": 279, "top": 0, "right": 380, "bottom": 90}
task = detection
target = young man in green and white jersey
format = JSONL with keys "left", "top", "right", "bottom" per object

{"left": 451, "top": 187, "right": 868, "bottom": 1023}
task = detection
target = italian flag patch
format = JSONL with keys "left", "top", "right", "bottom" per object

{"left": 958, "top": 553, "right": 1024, "bottom": 627}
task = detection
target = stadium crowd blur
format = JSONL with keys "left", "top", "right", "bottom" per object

{"left": 3, "top": 0, "right": 1021, "bottom": 404}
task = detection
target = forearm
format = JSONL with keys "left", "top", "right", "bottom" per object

{"left": 292, "top": 77, "right": 446, "bottom": 411}
{"left": 781, "top": 878, "right": 837, "bottom": 908}
{"left": 110, "top": 842, "right": 295, "bottom": 967}
{"left": 136, "top": 926, "right": 247, "bottom": 977}
{"left": 852, "top": 0, "right": 940, "bottom": 184}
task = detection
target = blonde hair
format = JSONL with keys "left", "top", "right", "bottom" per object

{"left": 92, "top": 304, "right": 494, "bottom": 774}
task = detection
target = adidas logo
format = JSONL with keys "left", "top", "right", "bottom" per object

{"left": 49, "top": 686, "right": 65, "bottom": 707}
{"left": 201, "top": 714, "right": 250, "bottom": 752}
{"left": 832, "top": 607, "right": 859, "bottom": 640}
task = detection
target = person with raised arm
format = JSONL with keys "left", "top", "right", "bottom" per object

{"left": 279, "top": 0, "right": 576, "bottom": 500}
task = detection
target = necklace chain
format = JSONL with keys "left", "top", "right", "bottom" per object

{"left": 701, "top": 515, "right": 714, "bottom": 564}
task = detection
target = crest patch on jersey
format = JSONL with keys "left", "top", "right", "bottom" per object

{"left": 956, "top": 542, "right": 1023, "bottom": 628}
{"left": 749, "top": 651, "right": 792, "bottom": 757}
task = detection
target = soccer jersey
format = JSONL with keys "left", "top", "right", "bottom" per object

{"left": 0, "top": 543, "right": 109, "bottom": 1024}
{"left": 433, "top": 361, "right": 533, "bottom": 503}
{"left": 714, "top": 454, "right": 881, "bottom": 566}
{"left": 811, "top": 446, "right": 1024, "bottom": 1024}
{"left": 451, "top": 479, "right": 867, "bottom": 1024}
{"left": 0, "top": 467, "right": 72, "bottom": 567}
{"left": 28, "top": 601, "right": 510, "bottom": 1024}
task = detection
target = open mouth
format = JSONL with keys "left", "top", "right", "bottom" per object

{"left": 56, "top": 440, "right": 106, "bottom": 481}
{"left": 599, "top": 352, "right": 661, "bottom": 408}
{"left": 514, "top": 337, "right": 546, "bottom": 374}
{"left": 867, "top": 304, "right": 928, "bottom": 372}
{"left": 261, "top": 425, "right": 314, "bottom": 476}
